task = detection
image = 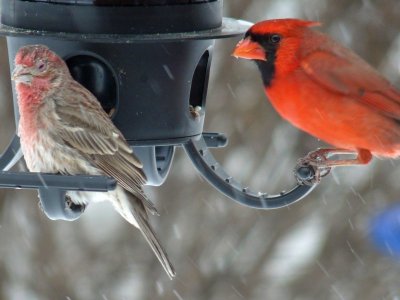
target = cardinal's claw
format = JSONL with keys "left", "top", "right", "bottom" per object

{"left": 300, "top": 149, "right": 330, "bottom": 167}
{"left": 295, "top": 149, "right": 333, "bottom": 185}
{"left": 294, "top": 160, "right": 331, "bottom": 185}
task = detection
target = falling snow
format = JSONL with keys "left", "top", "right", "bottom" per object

{"left": 0, "top": 1, "right": 400, "bottom": 300}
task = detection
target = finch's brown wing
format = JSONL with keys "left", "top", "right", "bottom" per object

{"left": 53, "top": 82, "right": 157, "bottom": 214}
{"left": 53, "top": 82, "right": 174, "bottom": 277}
{"left": 300, "top": 49, "right": 400, "bottom": 120}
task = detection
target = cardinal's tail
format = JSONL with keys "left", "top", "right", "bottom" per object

{"left": 112, "top": 186, "right": 176, "bottom": 279}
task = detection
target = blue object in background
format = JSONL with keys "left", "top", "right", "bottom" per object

{"left": 370, "top": 203, "right": 400, "bottom": 257}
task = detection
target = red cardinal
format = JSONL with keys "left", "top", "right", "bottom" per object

{"left": 232, "top": 19, "right": 400, "bottom": 170}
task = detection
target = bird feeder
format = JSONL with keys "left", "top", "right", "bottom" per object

{"left": 0, "top": 0, "right": 320, "bottom": 221}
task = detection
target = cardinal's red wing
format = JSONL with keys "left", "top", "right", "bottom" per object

{"left": 300, "top": 50, "right": 400, "bottom": 119}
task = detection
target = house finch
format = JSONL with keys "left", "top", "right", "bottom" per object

{"left": 12, "top": 44, "right": 175, "bottom": 278}
{"left": 232, "top": 19, "right": 400, "bottom": 173}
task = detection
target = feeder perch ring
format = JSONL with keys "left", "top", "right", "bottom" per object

{"left": 184, "top": 135, "right": 318, "bottom": 209}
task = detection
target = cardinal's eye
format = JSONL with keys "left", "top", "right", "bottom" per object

{"left": 270, "top": 34, "right": 281, "bottom": 44}
{"left": 36, "top": 61, "right": 47, "bottom": 72}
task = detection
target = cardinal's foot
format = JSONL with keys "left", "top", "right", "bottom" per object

{"left": 294, "top": 148, "right": 373, "bottom": 185}
{"left": 300, "top": 148, "right": 372, "bottom": 168}
{"left": 294, "top": 159, "right": 331, "bottom": 185}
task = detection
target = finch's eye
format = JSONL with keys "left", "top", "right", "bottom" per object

{"left": 36, "top": 61, "right": 47, "bottom": 72}
{"left": 270, "top": 34, "right": 281, "bottom": 44}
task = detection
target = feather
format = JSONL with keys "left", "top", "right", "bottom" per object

{"left": 54, "top": 82, "right": 156, "bottom": 214}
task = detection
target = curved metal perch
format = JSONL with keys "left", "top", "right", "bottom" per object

{"left": 184, "top": 134, "right": 318, "bottom": 209}
{"left": 0, "top": 134, "right": 22, "bottom": 171}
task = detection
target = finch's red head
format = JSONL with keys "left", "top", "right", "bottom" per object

{"left": 12, "top": 44, "right": 69, "bottom": 86}
{"left": 232, "top": 19, "right": 321, "bottom": 86}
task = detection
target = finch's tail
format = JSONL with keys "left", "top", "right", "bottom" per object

{"left": 112, "top": 187, "right": 176, "bottom": 279}
{"left": 132, "top": 203, "right": 176, "bottom": 279}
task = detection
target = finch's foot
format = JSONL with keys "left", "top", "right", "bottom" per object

{"left": 65, "top": 195, "right": 86, "bottom": 213}
{"left": 295, "top": 148, "right": 372, "bottom": 185}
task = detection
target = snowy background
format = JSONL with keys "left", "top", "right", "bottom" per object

{"left": 1, "top": 0, "right": 400, "bottom": 299}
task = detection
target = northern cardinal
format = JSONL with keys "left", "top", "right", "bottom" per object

{"left": 232, "top": 19, "right": 400, "bottom": 173}
{"left": 12, "top": 45, "right": 175, "bottom": 278}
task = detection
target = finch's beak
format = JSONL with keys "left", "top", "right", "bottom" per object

{"left": 12, "top": 65, "right": 33, "bottom": 84}
{"left": 232, "top": 38, "right": 266, "bottom": 61}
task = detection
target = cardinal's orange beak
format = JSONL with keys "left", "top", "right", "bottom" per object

{"left": 232, "top": 38, "right": 266, "bottom": 61}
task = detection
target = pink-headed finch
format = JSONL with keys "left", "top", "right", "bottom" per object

{"left": 12, "top": 44, "right": 175, "bottom": 278}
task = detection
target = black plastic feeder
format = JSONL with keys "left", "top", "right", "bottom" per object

{"left": 0, "top": 0, "right": 318, "bottom": 221}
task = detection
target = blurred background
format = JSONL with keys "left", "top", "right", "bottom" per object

{"left": 1, "top": 0, "right": 400, "bottom": 299}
